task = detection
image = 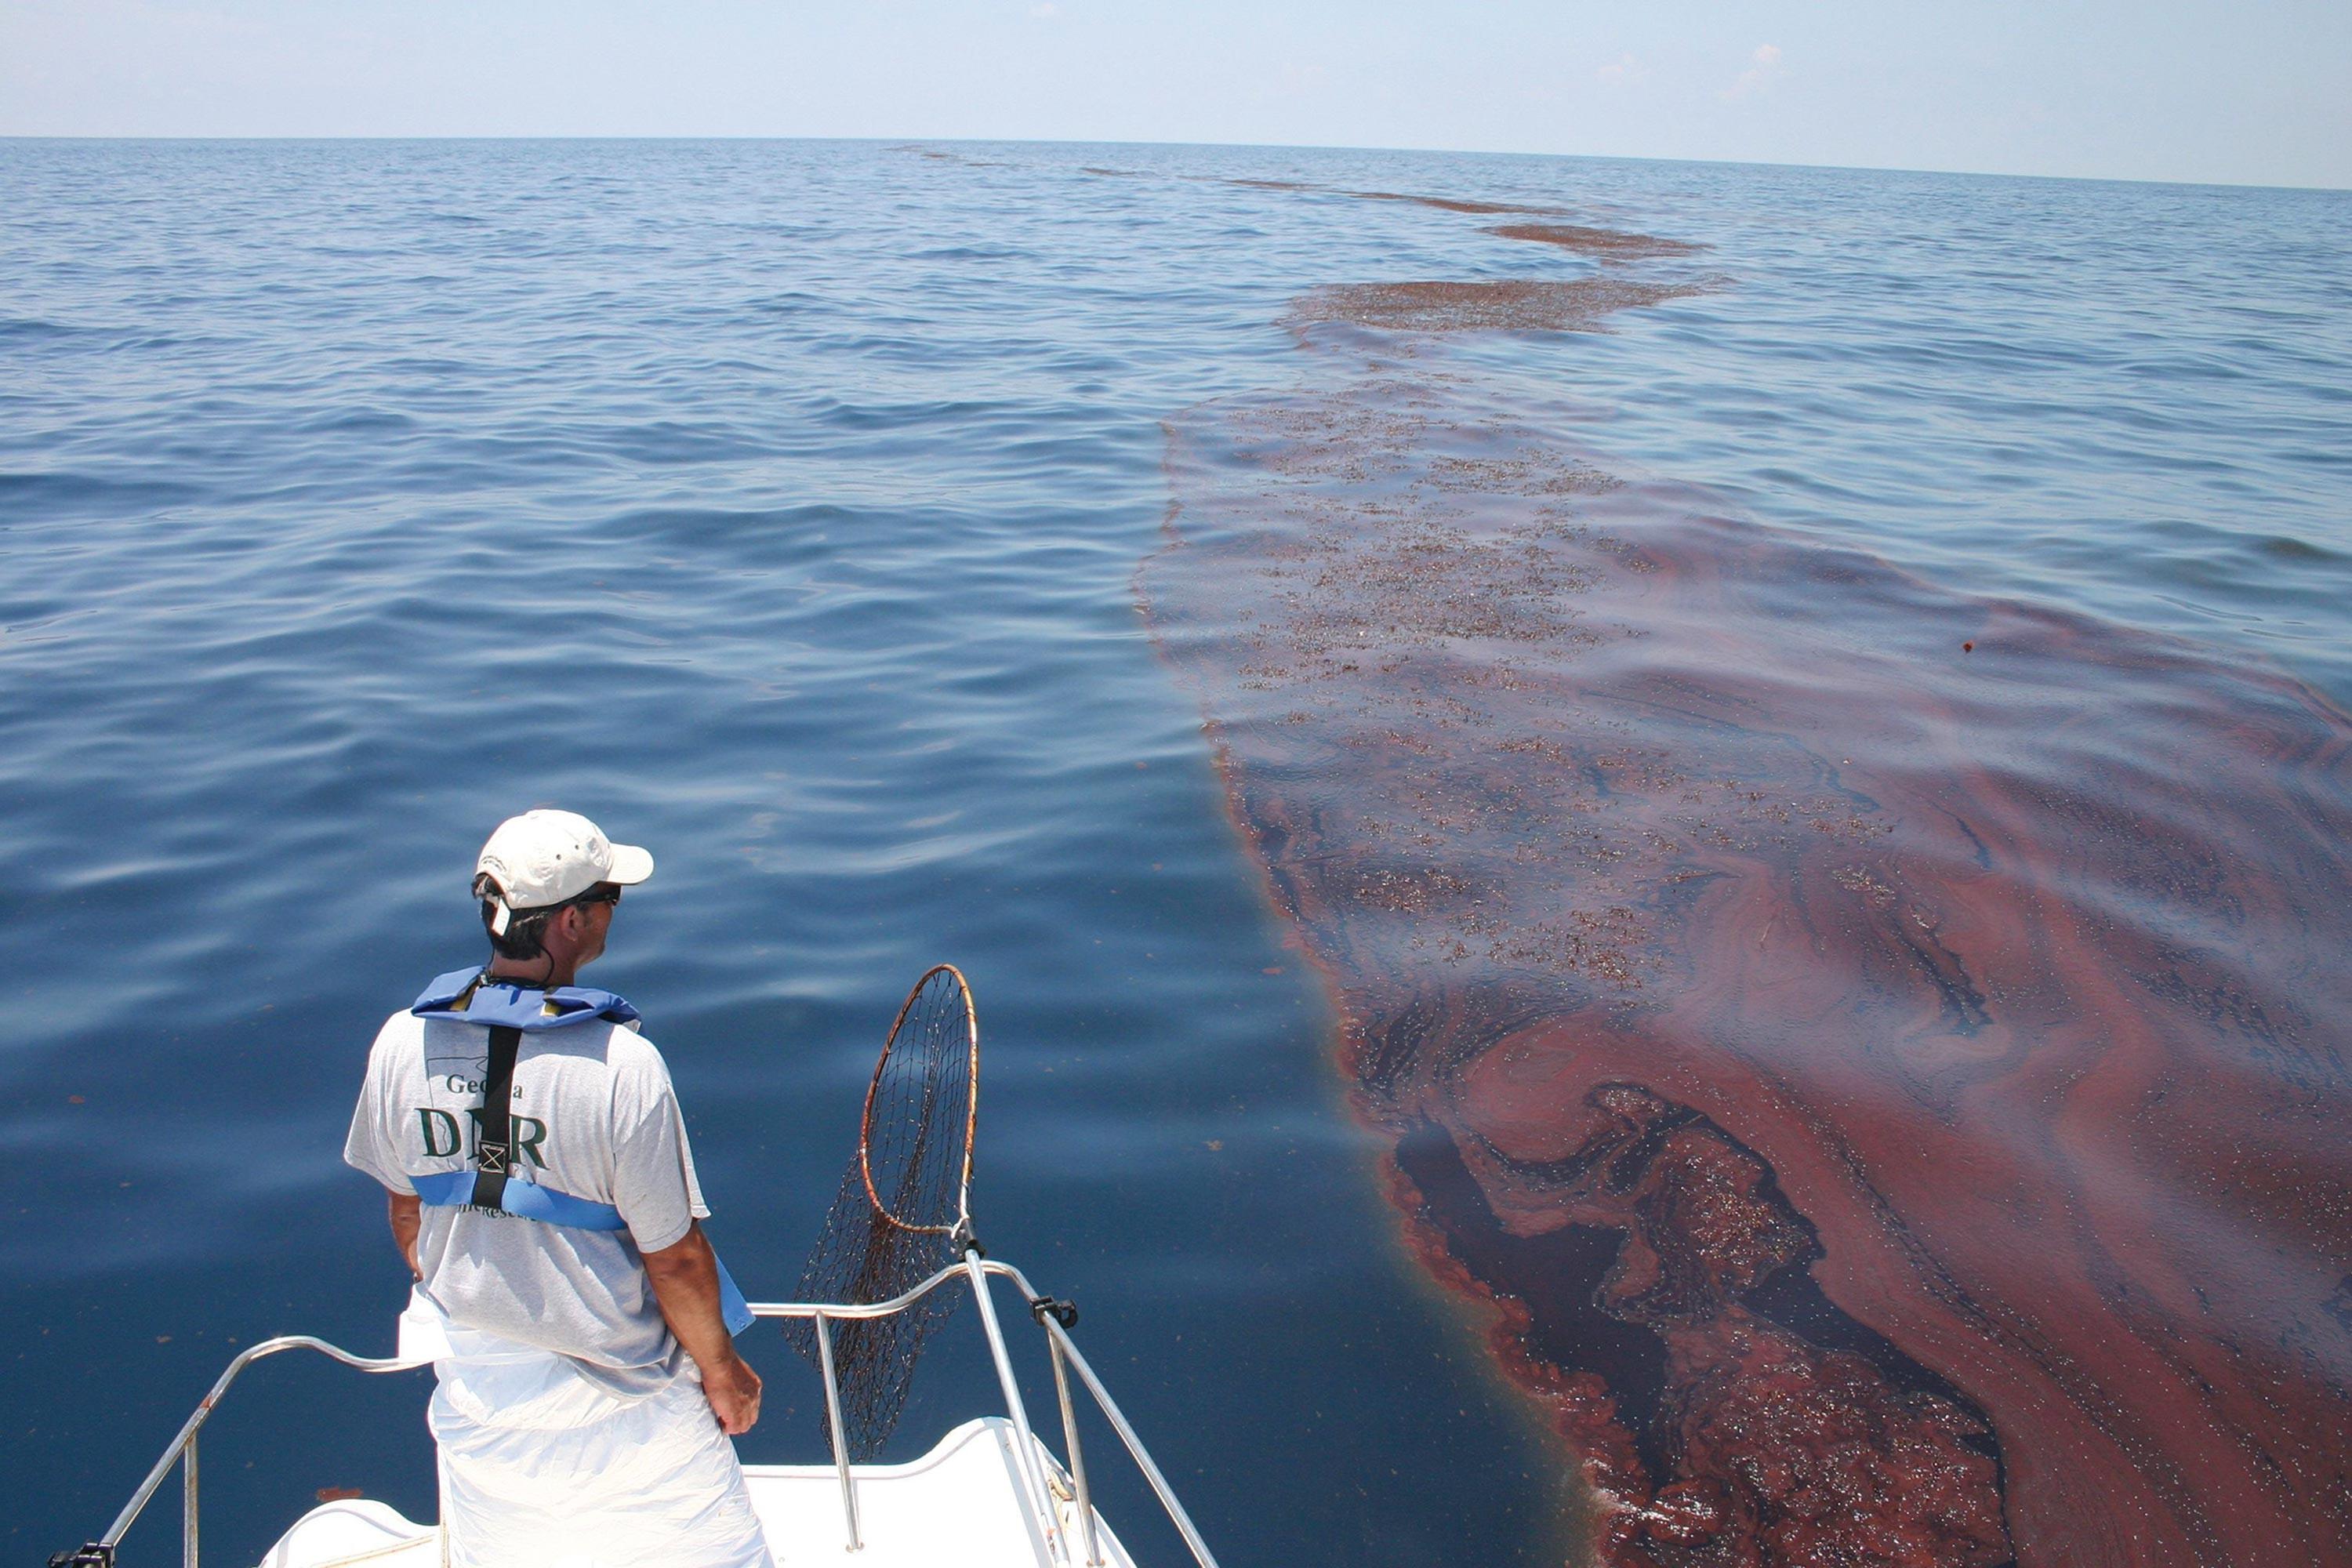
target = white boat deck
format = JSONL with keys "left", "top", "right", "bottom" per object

{"left": 254, "top": 1417, "right": 1135, "bottom": 1568}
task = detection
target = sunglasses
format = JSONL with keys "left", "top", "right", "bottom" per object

{"left": 567, "top": 883, "right": 622, "bottom": 909}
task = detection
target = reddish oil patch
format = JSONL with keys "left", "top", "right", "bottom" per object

{"left": 1485, "top": 223, "right": 1708, "bottom": 260}
{"left": 1142, "top": 368, "right": 2352, "bottom": 1565}
{"left": 1287, "top": 278, "right": 1708, "bottom": 336}
{"left": 1196, "top": 175, "right": 1568, "bottom": 215}
{"left": 1079, "top": 166, "right": 1709, "bottom": 259}
{"left": 1340, "top": 189, "right": 1570, "bottom": 216}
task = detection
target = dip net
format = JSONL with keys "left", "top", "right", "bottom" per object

{"left": 787, "top": 963, "right": 980, "bottom": 1461}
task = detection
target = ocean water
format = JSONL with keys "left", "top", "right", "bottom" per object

{"left": 2, "top": 140, "right": 2346, "bottom": 1566}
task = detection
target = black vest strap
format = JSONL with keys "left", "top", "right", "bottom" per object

{"left": 469, "top": 1025, "right": 522, "bottom": 1209}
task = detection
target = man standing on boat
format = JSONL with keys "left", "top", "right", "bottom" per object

{"left": 344, "top": 809, "right": 775, "bottom": 1568}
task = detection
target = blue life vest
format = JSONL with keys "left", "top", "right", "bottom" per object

{"left": 407, "top": 968, "right": 753, "bottom": 1336}
{"left": 412, "top": 967, "right": 643, "bottom": 1033}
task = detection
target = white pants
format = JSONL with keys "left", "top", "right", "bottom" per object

{"left": 427, "top": 1329, "right": 775, "bottom": 1568}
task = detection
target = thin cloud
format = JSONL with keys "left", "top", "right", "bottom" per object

{"left": 1596, "top": 53, "right": 1649, "bottom": 86}
{"left": 1722, "top": 43, "right": 1782, "bottom": 101}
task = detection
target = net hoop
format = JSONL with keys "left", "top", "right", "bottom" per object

{"left": 857, "top": 962, "right": 978, "bottom": 1238}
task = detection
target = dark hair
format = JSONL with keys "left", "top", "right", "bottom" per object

{"left": 481, "top": 898, "right": 557, "bottom": 960}
{"left": 477, "top": 878, "right": 619, "bottom": 960}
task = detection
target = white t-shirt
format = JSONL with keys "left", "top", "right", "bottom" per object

{"left": 344, "top": 1006, "right": 710, "bottom": 1398}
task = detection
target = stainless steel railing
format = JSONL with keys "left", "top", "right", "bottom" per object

{"left": 743, "top": 1253, "right": 1222, "bottom": 1568}
{"left": 60, "top": 1334, "right": 429, "bottom": 1568}
{"left": 64, "top": 1255, "right": 1218, "bottom": 1568}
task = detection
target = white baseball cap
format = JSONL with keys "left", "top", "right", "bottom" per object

{"left": 473, "top": 809, "right": 655, "bottom": 934}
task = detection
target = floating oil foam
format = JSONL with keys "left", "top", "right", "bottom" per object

{"left": 1142, "top": 354, "right": 2352, "bottom": 1565}
{"left": 1283, "top": 278, "right": 1712, "bottom": 336}
{"left": 1480, "top": 224, "right": 1708, "bottom": 260}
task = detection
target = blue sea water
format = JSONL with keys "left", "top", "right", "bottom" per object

{"left": 2, "top": 139, "right": 2347, "bottom": 1564}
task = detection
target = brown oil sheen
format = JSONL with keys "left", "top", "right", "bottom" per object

{"left": 1143, "top": 358, "right": 2352, "bottom": 1565}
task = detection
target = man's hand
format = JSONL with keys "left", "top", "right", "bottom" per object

{"left": 701, "top": 1349, "right": 764, "bottom": 1436}
{"left": 387, "top": 1190, "right": 422, "bottom": 1281}
{"left": 642, "top": 1220, "right": 761, "bottom": 1434}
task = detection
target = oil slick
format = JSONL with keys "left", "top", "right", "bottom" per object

{"left": 1285, "top": 278, "right": 1709, "bottom": 336}
{"left": 1481, "top": 224, "right": 1708, "bottom": 260}
{"left": 1142, "top": 220, "right": 2352, "bottom": 1564}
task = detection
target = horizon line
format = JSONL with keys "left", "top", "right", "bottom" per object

{"left": 2, "top": 133, "right": 2343, "bottom": 197}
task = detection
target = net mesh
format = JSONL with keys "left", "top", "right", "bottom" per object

{"left": 786, "top": 964, "right": 979, "bottom": 1461}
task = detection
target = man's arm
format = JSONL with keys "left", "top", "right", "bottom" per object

{"left": 386, "top": 1189, "right": 421, "bottom": 1281}
{"left": 642, "top": 1221, "right": 763, "bottom": 1436}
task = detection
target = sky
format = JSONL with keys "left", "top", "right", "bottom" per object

{"left": 2, "top": 0, "right": 2347, "bottom": 189}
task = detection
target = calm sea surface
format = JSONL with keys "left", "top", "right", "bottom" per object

{"left": 2, "top": 140, "right": 2347, "bottom": 1565}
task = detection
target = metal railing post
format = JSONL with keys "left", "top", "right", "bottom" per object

{"left": 98, "top": 1335, "right": 424, "bottom": 1555}
{"left": 971, "top": 1265, "right": 1218, "bottom": 1568}
{"left": 964, "top": 1250, "right": 1067, "bottom": 1567}
{"left": 811, "top": 1312, "right": 863, "bottom": 1552}
{"left": 1041, "top": 1316, "right": 1218, "bottom": 1568}
{"left": 182, "top": 1435, "right": 198, "bottom": 1568}
{"left": 1046, "top": 1335, "right": 1103, "bottom": 1567}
